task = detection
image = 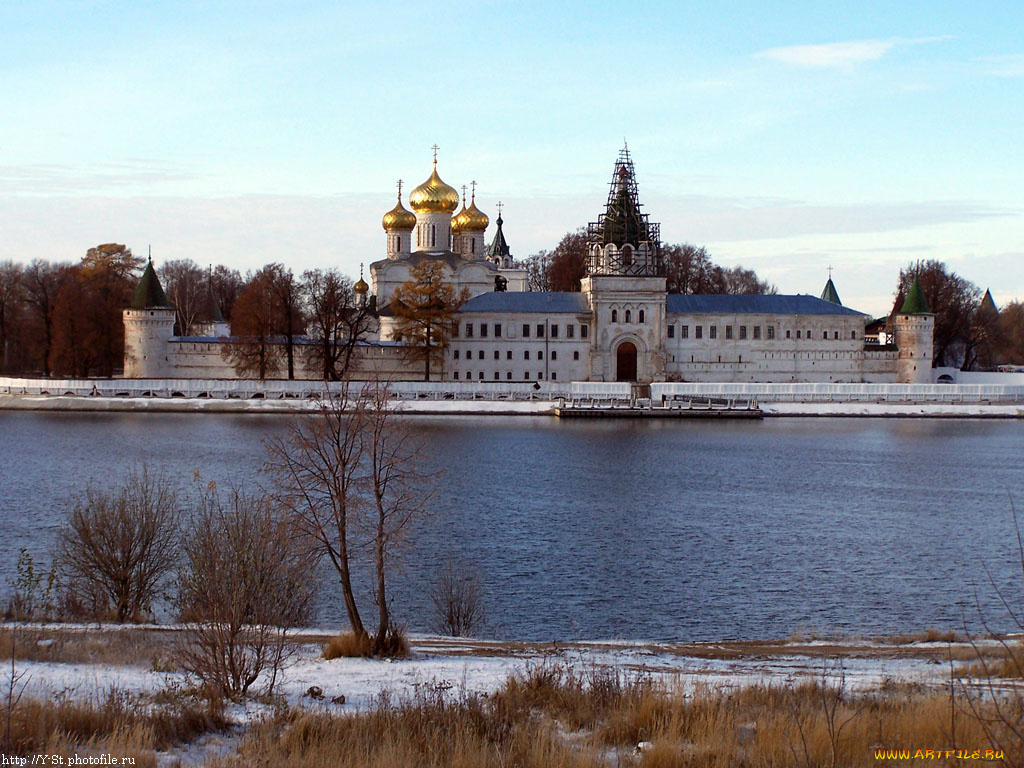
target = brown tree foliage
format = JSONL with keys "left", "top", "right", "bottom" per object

{"left": 223, "top": 268, "right": 282, "bottom": 380}
{"left": 389, "top": 261, "right": 467, "bottom": 381}
{"left": 302, "top": 268, "right": 374, "bottom": 381}
{"left": 211, "top": 265, "right": 244, "bottom": 323}
{"left": 997, "top": 302, "right": 1024, "bottom": 365}
{"left": 22, "top": 260, "right": 73, "bottom": 376}
{"left": 50, "top": 245, "right": 142, "bottom": 377}
{"left": 893, "top": 261, "right": 982, "bottom": 368}
{"left": 0, "top": 261, "right": 26, "bottom": 373}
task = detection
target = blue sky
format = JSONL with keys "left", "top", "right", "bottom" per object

{"left": 1, "top": 0, "right": 1021, "bottom": 317}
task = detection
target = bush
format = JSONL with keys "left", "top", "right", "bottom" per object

{"left": 57, "top": 467, "right": 179, "bottom": 622}
{"left": 429, "top": 558, "right": 485, "bottom": 637}
{"left": 177, "top": 487, "right": 315, "bottom": 700}
{"left": 322, "top": 632, "right": 374, "bottom": 660}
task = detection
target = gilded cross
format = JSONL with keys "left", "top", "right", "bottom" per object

{"left": 396, "top": 179, "right": 403, "bottom": 199}
{"left": 827, "top": 265, "right": 833, "bottom": 278}
{"left": 461, "top": 184, "right": 467, "bottom": 205}
{"left": 431, "top": 144, "right": 439, "bottom": 163}
{"left": 470, "top": 180, "right": 477, "bottom": 200}
{"left": 496, "top": 201, "right": 504, "bottom": 217}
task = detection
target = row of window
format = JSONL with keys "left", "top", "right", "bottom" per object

{"left": 610, "top": 309, "right": 645, "bottom": 324}
{"left": 453, "top": 371, "right": 558, "bottom": 380}
{"left": 460, "top": 322, "right": 589, "bottom": 340}
{"left": 666, "top": 324, "right": 856, "bottom": 341}
{"left": 453, "top": 349, "right": 581, "bottom": 361}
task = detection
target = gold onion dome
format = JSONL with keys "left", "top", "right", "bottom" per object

{"left": 354, "top": 276, "right": 369, "bottom": 293}
{"left": 451, "top": 200, "right": 470, "bottom": 234}
{"left": 382, "top": 198, "right": 416, "bottom": 231}
{"left": 409, "top": 163, "right": 460, "bottom": 213}
{"left": 461, "top": 195, "right": 489, "bottom": 231}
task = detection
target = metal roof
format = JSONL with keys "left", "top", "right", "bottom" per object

{"left": 460, "top": 292, "right": 591, "bottom": 314}
{"left": 666, "top": 294, "right": 867, "bottom": 316}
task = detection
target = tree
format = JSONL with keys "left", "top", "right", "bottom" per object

{"left": 159, "top": 259, "right": 207, "bottom": 336}
{"left": 546, "top": 229, "right": 589, "bottom": 292}
{"left": 894, "top": 261, "right": 981, "bottom": 367}
{"left": 302, "top": 268, "right": 374, "bottom": 381}
{"left": 265, "top": 385, "right": 369, "bottom": 641}
{"left": 521, "top": 251, "right": 551, "bottom": 292}
{"left": 268, "top": 264, "right": 303, "bottom": 380}
{"left": 962, "top": 291, "right": 1003, "bottom": 371}
{"left": 211, "top": 265, "right": 244, "bottom": 323}
{"left": 22, "top": 259, "right": 72, "bottom": 376}
{"left": 389, "top": 261, "right": 467, "bottom": 381}
{"left": 57, "top": 467, "right": 179, "bottom": 622}
{"left": 223, "top": 268, "right": 281, "bottom": 379}
{"left": 177, "top": 485, "right": 314, "bottom": 700}
{"left": 662, "top": 243, "right": 775, "bottom": 295}
{"left": 997, "top": 302, "right": 1024, "bottom": 365}
{"left": 0, "top": 261, "right": 24, "bottom": 373}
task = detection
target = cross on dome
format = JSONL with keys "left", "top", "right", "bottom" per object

{"left": 431, "top": 144, "right": 440, "bottom": 164}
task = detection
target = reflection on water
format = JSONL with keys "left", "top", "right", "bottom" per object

{"left": 1, "top": 412, "right": 1022, "bottom": 641}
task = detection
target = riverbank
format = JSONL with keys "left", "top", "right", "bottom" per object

{"left": 2, "top": 393, "right": 1022, "bottom": 417}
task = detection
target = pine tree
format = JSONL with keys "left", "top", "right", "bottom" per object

{"left": 389, "top": 261, "right": 467, "bottom": 381}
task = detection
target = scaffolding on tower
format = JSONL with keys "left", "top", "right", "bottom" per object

{"left": 587, "top": 144, "right": 663, "bottom": 277}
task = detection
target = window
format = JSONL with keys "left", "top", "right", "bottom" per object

{"left": 538, "top": 351, "right": 544, "bottom": 360}
{"left": 551, "top": 372, "right": 557, "bottom": 380}
{"left": 667, "top": 325, "right": 675, "bottom": 338}
{"left": 581, "top": 325, "right": 589, "bottom": 339}
{"left": 767, "top": 326, "right": 775, "bottom": 340}
{"left": 494, "top": 372, "right": 499, "bottom": 380}
{"left": 786, "top": 329, "right": 791, "bottom": 339}
{"left": 753, "top": 326, "right": 761, "bottom": 340}
{"left": 573, "top": 350, "right": 580, "bottom": 360}
{"left": 822, "top": 331, "right": 828, "bottom": 340}
{"left": 506, "top": 350, "right": 512, "bottom": 360}
{"left": 725, "top": 326, "right": 733, "bottom": 340}
{"left": 710, "top": 326, "right": 717, "bottom": 339}
{"left": 567, "top": 324, "right": 575, "bottom": 339}
{"left": 639, "top": 309, "right": 645, "bottom": 323}
{"left": 538, "top": 372, "right": 544, "bottom": 380}
{"left": 796, "top": 330, "right": 801, "bottom": 339}
{"left": 507, "top": 372, "right": 512, "bottom": 379}
{"left": 454, "top": 372, "right": 459, "bottom": 380}
{"left": 480, "top": 324, "right": 488, "bottom": 338}
{"left": 524, "top": 350, "right": 530, "bottom": 360}
{"left": 551, "top": 351, "right": 557, "bottom": 361}
{"left": 465, "top": 323, "right": 473, "bottom": 338}
{"left": 550, "top": 324, "right": 558, "bottom": 338}
{"left": 806, "top": 329, "right": 811, "bottom": 338}
{"left": 454, "top": 350, "right": 460, "bottom": 360}
{"left": 522, "top": 324, "right": 530, "bottom": 338}
{"left": 494, "top": 350, "right": 499, "bottom": 360}
{"left": 696, "top": 325, "right": 703, "bottom": 339}
{"left": 478, "top": 371, "right": 484, "bottom": 380}
{"left": 834, "top": 331, "right": 839, "bottom": 340}
{"left": 478, "top": 350, "right": 484, "bottom": 360}
{"left": 611, "top": 309, "right": 618, "bottom": 322}
{"left": 851, "top": 330, "right": 857, "bottom": 339}
{"left": 537, "top": 324, "right": 545, "bottom": 338}
{"left": 681, "top": 325, "right": 689, "bottom": 339}
{"left": 625, "top": 310, "right": 632, "bottom": 323}
{"left": 524, "top": 372, "right": 529, "bottom": 379}
{"left": 495, "top": 323, "right": 502, "bottom": 337}
{"left": 739, "top": 326, "right": 747, "bottom": 340}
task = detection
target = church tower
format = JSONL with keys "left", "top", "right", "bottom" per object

{"left": 123, "top": 257, "right": 176, "bottom": 378}
{"left": 382, "top": 180, "right": 415, "bottom": 258}
{"left": 581, "top": 145, "right": 667, "bottom": 383}
{"left": 894, "top": 276, "right": 935, "bottom": 383}
{"left": 452, "top": 182, "right": 489, "bottom": 259}
{"left": 408, "top": 149, "right": 460, "bottom": 252}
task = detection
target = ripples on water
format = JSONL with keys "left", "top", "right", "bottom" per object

{"left": 1, "top": 412, "right": 1022, "bottom": 642}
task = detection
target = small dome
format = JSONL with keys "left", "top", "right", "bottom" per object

{"left": 451, "top": 201, "right": 470, "bottom": 234}
{"left": 461, "top": 197, "right": 489, "bottom": 231}
{"left": 410, "top": 163, "right": 460, "bottom": 213}
{"left": 382, "top": 199, "right": 416, "bottom": 231}
{"left": 354, "top": 277, "right": 369, "bottom": 293}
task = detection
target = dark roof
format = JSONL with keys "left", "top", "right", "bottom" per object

{"left": 371, "top": 251, "right": 499, "bottom": 273}
{"left": 666, "top": 294, "right": 867, "bottom": 316}
{"left": 130, "top": 259, "right": 172, "bottom": 309}
{"left": 196, "top": 279, "right": 225, "bottom": 323}
{"left": 486, "top": 216, "right": 510, "bottom": 260}
{"left": 899, "top": 277, "right": 929, "bottom": 314}
{"left": 979, "top": 288, "right": 997, "bottom": 315}
{"left": 820, "top": 277, "right": 842, "bottom": 305}
{"left": 460, "top": 291, "right": 591, "bottom": 314}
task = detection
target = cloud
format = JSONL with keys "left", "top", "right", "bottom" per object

{"left": 754, "top": 36, "right": 949, "bottom": 69}
{"left": 981, "top": 54, "right": 1024, "bottom": 78}
{"left": 0, "top": 162, "right": 196, "bottom": 196}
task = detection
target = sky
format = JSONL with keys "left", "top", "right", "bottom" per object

{"left": 1, "top": 0, "right": 1021, "bottom": 318}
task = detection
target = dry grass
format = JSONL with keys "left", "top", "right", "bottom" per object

{"left": 322, "top": 626, "right": 409, "bottom": 660}
{"left": 883, "top": 628, "right": 962, "bottom": 645}
{"left": 0, "top": 626, "right": 179, "bottom": 669}
{"left": 961, "top": 640, "right": 1024, "bottom": 679}
{"left": 208, "top": 662, "right": 1021, "bottom": 767}
{"left": 2, "top": 687, "right": 229, "bottom": 760}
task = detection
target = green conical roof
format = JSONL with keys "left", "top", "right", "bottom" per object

{"left": 899, "top": 276, "right": 929, "bottom": 314}
{"left": 130, "top": 259, "right": 171, "bottom": 309}
{"left": 820, "top": 277, "right": 842, "bottom": 305}
{"left": 979, "top": 288, "right": 997, "bottom": 315}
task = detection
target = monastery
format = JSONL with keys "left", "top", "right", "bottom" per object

{"left": 123, "top": 148, "right": 935, "bottom": 384}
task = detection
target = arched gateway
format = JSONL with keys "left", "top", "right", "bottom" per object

{"left": 616, "top": 341, "right": 638, "bottom": 382}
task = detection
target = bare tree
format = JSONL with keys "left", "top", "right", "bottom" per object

{"left": 57, "top": 467, "right": 179, "bottom": 622}
{"left": 265, "top": 385, "right": 370, "bottom": 640}
{"left": 159, "top": 259, "right": 207, "bottom": 336}
{"left": 430, "top": 557, "right": 485, "bottom": 637}
{"left": 177, "top": 486, "right": 314, "bottom": 700}
{"left": 363, "top": 383, "right": 436, "bottom": 652}
{"left": 301, "top": 268, "right": 374, "bottom": 380}
{"left": 223, "top": 268, "right": 281, "bottom": 379}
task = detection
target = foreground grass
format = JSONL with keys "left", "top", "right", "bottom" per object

{"left": 207, "top": 663, "right": 1020, "bottom": 768}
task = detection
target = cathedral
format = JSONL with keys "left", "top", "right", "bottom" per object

{"left": 123, "top": 147, "right": 934, "bottom": 384}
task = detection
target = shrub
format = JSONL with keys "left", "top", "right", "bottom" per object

{"left": 429, "top": 557, "right": 485, "bottom": 637}
{"left": 322, "top": 632, "right": 374, "bottom": 660}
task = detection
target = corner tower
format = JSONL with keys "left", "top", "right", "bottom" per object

{"left": 123, "top": 257, "right": 176, "bottom": 378}
{"left": 581, "top": 144, "right": 667, "bottom": 383}
{"left": 894, "top": 276, "right": 935, "bottom": 383}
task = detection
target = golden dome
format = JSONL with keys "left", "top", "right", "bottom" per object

{"left": 382, "top": 198, "right": 416, "bottom": 231}
{"left": 354, "top": 277, "right": 369, "bottom": 293}
{"left": 409, "top": 162, "right": 460, "bottom": 213}
{"left": 461, "top": 196, "right": 489, "bottom": 231}
{"left": 451, "top": 201, "right": 470, "bottom": 234}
